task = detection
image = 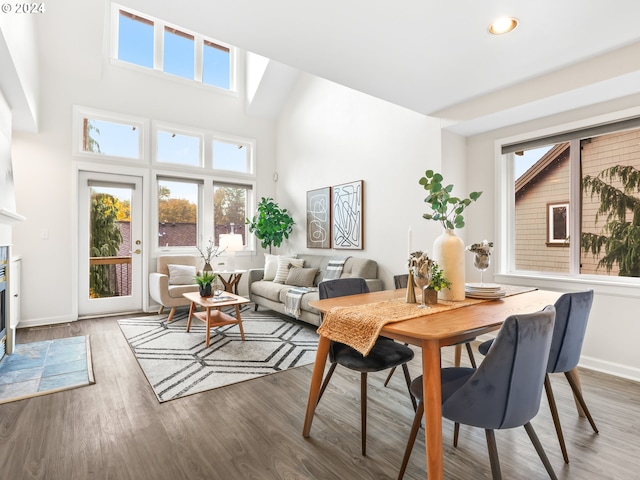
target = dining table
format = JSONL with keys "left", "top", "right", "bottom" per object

{"left": 303, "top": 287, "right": 562, "bottom": 480}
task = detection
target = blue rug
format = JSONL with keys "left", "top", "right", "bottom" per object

{"left": 0, "top": 336, "right": 94, "bottom": 404}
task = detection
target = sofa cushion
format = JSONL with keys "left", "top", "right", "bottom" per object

{"left": 167, "top": 264, "right": 197, "bottom": 285}
{"left": 274, "top": 258, "right": 305, "bottom": 283}
{"left": 168, "top": 284, "right": 199, "bottom": 298}
{"left": 285, "top": 267, "right": 318, "bottom": 287}
{"left": 251, "top": 280, "right": 291, "bottom": 302}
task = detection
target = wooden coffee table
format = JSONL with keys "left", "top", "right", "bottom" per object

{"left": 183, "top": 291, "right": 250, "bottom": 347}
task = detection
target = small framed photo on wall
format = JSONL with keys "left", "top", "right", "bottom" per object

{"left": 332, "top": 180, "right": 363, "bottom": 250}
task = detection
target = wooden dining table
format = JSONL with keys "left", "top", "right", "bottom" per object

{"left": 303, "top": 287, "right": 562, "bottom": 480}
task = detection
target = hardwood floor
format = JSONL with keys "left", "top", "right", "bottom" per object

{"left": 1, "top": 314, "right": 639, "bottom": 479}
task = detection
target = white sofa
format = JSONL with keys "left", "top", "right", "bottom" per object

{"left": 247, "top": 254, "right": 382, "bottom": 326}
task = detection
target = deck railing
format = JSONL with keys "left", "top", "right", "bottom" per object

{"left": 90, "top": 256, "right": 132, "bottom": 297}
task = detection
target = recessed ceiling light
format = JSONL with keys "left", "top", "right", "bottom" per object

{"left": 488, "top": 17, "right": 519, "bottom": 35}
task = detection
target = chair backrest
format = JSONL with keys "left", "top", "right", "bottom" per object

{"left": 394, "top": 274, "right": 408, "bottom": 289}
{"left": 318, "top": 277, "right": 370, "bottom": 300}
{"left": 442, "top": 306, "right": 556, "bottom": 430}
{"left": 547, "top": 290, "right": 594, "bottom": 374}
{"left": 156, "top": 255, "right": 197, "bottom": 276}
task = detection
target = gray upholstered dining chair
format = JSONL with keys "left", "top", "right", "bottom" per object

{"left": 384, "top": 274, "right": 476, "bottom": 392}
{"left": 317, "top": 277, "right": 416, "bottom": 456}
{"left": 478, "top": 290, "right": 597, "bottom": 463}
{"left": 398, "top": 306, "right": 558, "bottom": 480}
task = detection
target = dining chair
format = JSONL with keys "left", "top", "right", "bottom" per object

{"left": 477, "top": 290, "right": 597, "bottom": 463}
{"left": 317, "top": 277, "right": 416, "bottom": 456}
{"left": 398, "top": 306, "right": 558, "bottom": 480}
{"left": 384, "top": 274, "right": 476, "bottom": 391}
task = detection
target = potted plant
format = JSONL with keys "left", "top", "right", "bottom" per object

{"left": 246, "top": 197, "right": 294, "bottom": 253}
{"left": 424, "top": 262, "right": 451, "bottom": 304}
{"left": 418, "top": 170, "right": 482, "bottom": 301}
{"left": 194, "top": 271, "right": 217, "bottom": 297}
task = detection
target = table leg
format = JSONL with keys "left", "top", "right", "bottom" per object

{"left": 186, "top": 301, "right": 195, "bottom": 332}
{"left": 422, "top": 339, "right": 443, "bottom": 480}
{"left": 205, "top": 307, "right": 211, "bottom": 348}
{"left": 235, "top": 304, "right": 246, "bottom": 341}
{"left": 302, "top": 335, "right": 331, "bottom": 437}
{"left": 454, "top": 344, "right": 462, "bottom": 367}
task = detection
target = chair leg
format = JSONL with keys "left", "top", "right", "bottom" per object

{"left": 564, "top": 370, "right": 599, "bottom": 433}
{"left": 158, "top": 306, "right": 165, "bottom": 314}
{"left": 384, "top": 366, "right": 397, "bottom": 387}
{"left": 466, "top": 342, "right": 477, "bottom": 368}
{"left": 544, "top": 374, "right": 569, "bottom": 463}
{"left": 254, "top": 303, "right": 259, "bottom": 311}
{"left": 397, "top": 401, "right": 424, "bottom": 480}
{"left": 453, "top": 422, "right": 460, "bottom": 447}
{"left": 401, "top": 363, "right": 417, "bottom": 412}
{"left": 361, "top": 372, "right": 368, "bottom": 456}
{"left": 485, "top": 429, "right": 502, "bottom": 480}
{"left": 523, "top": 422, "right": 559, "bottom": 480}
{"left": 167, "top": 307, "right": 177, "bottom": 323}
{"left": 317, "top": 363, "right": 337, "bottom": 404}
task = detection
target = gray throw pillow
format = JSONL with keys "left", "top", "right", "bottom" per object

{"left": 273, "top": 258, "right": 304, "bottom": 283}
{"left": 285, "top": 267, "right": 319, "bottom": 287}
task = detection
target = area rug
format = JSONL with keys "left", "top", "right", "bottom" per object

{"left": 0, "top": 336, "right": 95, "bottom": 405}
{"left": 118, "top": 307, "right": 319, "bottom": 402}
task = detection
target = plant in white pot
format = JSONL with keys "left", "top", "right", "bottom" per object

{"left": 419, "top": 170, "right": 482, "bottom": 301}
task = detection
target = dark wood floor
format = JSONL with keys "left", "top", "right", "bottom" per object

{"left": 1, "top": 313, "right": 639, "bottom": 479}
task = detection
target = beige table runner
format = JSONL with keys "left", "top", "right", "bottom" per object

{"left": 316, "top": 285, "right": 536, "bottom": 356}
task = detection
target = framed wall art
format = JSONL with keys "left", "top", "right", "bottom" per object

{"left": 306, "top": 187, "right": 332, "bottom": 248}
{"left": 332, "top": 180, "right": 363, "bottom": 250}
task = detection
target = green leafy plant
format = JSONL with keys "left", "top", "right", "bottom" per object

{"left": 581, "top": 164, "right": 640, "bottom": 276}
{"left": 246, "top": 197, "right": 295, "bottom": 253}
{"left": 194, "top": 271, "right": 217, "bottom": 287}
{"left": 419, "top": 170, "right": 482, "bottom": 229}
{"left": 428, "top": 262, "right": 451, "bottom": 291}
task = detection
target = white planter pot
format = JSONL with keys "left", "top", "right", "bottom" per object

{"left": 433, "top": 229, "right": 465, "bottom": 301}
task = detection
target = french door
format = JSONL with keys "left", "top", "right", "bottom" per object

{"left": 78, "top": 171, "right": 143, "bottom": 316}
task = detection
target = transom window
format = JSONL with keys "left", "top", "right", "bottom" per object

{"left": 213, "top": 139, "right": 252, "bottom": 173}
{"left": 113, "top": 5, "right": 235, "bottom": 92}
{"left": 76, "top": 109, "right": 144, "bottom": 160}
{"left": 156, "top": 129, "right": 202, "bottom": 167}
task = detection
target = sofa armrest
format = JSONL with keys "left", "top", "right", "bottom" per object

{"left": 247, "top": 268, "right": 265, "bottom": 301}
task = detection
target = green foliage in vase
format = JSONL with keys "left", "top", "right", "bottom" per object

{"left": 419, "top": 170, "right": 482, "bottom": 230}
{"left": 582, "top": 164, "right": 640, "bottom": 276}
{"left": 246, "top": 197, "right": 294, "bottom": 253}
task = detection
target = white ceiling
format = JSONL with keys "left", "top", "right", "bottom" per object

{"left": 107, "top": 1, "right": 640, "bottom": 135}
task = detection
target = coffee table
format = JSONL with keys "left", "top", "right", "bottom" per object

{"left": 183, "top": 291, "right": 250, "bottom": 347}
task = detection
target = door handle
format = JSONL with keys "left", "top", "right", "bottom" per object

{"left": 129, "top": 249, "right": 141, "bottom": 255}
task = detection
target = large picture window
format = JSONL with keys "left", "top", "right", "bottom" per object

{"left": 505, "top": 118, "right": 640, "bottom": 279}
{"left": 157, "top": 178, "right": 200, "bottom": 248}
{"left": 213, "top": 182, "right": 251, "bottom": 246}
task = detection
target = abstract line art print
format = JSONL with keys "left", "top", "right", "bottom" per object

{"left": 332, "top": 180, "right": 363, "bottom": 250}
{"left": 306, "top": 187, "right": 331, "bottom": 248}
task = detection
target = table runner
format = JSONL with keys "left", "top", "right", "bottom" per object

{"left": 317, "top": 297, "right": 486, "bottom": 356}
{"left": 316, "top": 285, "right": 536, "bottom": 356}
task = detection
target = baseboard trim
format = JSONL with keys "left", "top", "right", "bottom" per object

{"left": 18, "top": 315, "right": 76, "bottom": 329}
{"left": 579, "top": 355, "right": 640, "bottom": 383}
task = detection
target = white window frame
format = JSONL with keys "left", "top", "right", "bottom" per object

{"left": 110, "top": 3, "right": 237, "bottom": 94}
{"left": 495, "top": 106, "right": 640, "bottom": 294}
{"left": 153, "top": 121, "right": 205, "bottom": 169}
{"left": 211, "top": 133, "right": 255, "bottom": 175}
{"left": 72, "top": 106, "right": 148, "bottom": 162}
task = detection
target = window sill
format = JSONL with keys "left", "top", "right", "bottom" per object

{"left": 495, "top": 272, "right": 640, "bottom": 299}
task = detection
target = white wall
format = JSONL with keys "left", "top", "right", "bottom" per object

{"left": 465, "top": 96, "right": 640, "bottom": 381}
{"left": 275, "top": 73, "right": 445, "bottom": 288}
{"left": 10, "top": 0, "right": 276, "bottom": 325}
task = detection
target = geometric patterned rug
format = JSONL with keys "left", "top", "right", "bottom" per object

{"left": 117, "top": 307, "right": 319, "bottom": 402}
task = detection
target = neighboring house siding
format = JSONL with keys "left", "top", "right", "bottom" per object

{"left": 580, "top": 129, "right": 640, "bottom": 275}
{"left": 515, "top": 147, "right": 570, "bottom": 272}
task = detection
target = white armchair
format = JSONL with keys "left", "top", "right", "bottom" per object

{"left": 149, "top": 255, "right": 199, "bottom": 322}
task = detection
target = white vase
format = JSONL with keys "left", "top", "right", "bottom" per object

{"left": 433, "top": 229, "right": 465, "bottom": 301}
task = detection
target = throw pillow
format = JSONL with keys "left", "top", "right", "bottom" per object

{"left": 167, "top": 264, "right": 197, "bottom": 285}
{"left": 285, "top": 267, "right": 319, "bottom": 287}
{"left": 273, "top": 258, "right": 304, "bottom": 283}
{"left": 263, "top": 253, "right": 279, "bottom": 281}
